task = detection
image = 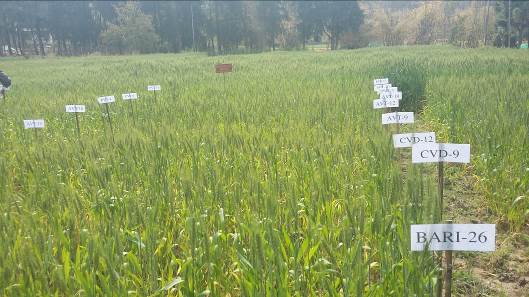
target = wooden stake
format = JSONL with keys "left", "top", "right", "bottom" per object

{"left": 394, "top": 109, "right": 400, "bottom": 161}
{"left": 438, "top": 162, "right": 444, "bottom": 221}
{"left": 384, "top": 107, "right": 389, "bottom": 132}
{"left": 74, "top": 112, "right": 81, "bottom": 138}
{"left": 444, "top": 219, "right": 453, "bottom": 297}
{"left": 394, "top": 109, "right": 399, "bottom": 146}
{"left": 223, "top": 72, "right": 227, "bottom": 99}
{"left": 436, "top": 161, "right": 445, "bottom": 297}
{"left": 129, "top": 100, "right": 136, "bottom": 125}
{"left": 437, "top": 253, "right": 443, "bottom": 297}
{"left": 105, "top": 103, "right": 114, "bottom": 137}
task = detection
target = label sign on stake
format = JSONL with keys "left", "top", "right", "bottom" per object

{"left": 215, "top": 63, "right": 233, "bottom": 73}
{"left": 65, "top": 105, "right": 86, "bottom": 113}
{"left": 382, "top": 112, "right": 414, "bottom": 124}
{"left": 373, "top": 98, "right": 399, "bottom": 109}
{"left": 374, "top": 83, "right": 392, "bottom": 93}
{"left": 411, "top": 224, "right": 495, "bottom": 252}
{"left": 24, "top": 119, "right": 45, "bottom": 129}
{"left": 393, "top": 132, "right": 436, "bottom": 148}
{"left": 380, "top": 91, "right": 402, "bottom": 100}
{"left": 97, "top": 96, "right": 115, "bottom": 104}
{"left": 122, "top": 93, "right": 138, "bottom": 100}
{"left": 66, "top": 105, "right": 84, "bottom": 137}
{"left": 412, "top": 143, "right": 470, "bottom": 163}
{"left": 373, "top": 78, "right": 389, "bottom": 85}
{"left": 147, "top": 85, "right": 161, "bottom": 91}
{"left": 97, "top": 95, "right": 115, "bottom": 137}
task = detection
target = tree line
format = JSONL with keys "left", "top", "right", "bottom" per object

{"left": 363, "top": 1, "right": 528, "bottom": 48}
{"left": 0, "top": 1, "right": 527, "bottom": 57}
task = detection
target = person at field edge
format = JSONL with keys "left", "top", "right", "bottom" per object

{"left": 0, "top": 70, "right": 11, "bottom": 98}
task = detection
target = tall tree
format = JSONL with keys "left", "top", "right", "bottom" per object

{"left": 256, "top": 1, "right": 284, "bottom": 51}
{"left": 101, "top": 2, "right": 160, "bottom": 54}
{"left": 296, "top": 1, "right": 318, "bottom": 49}
{"left": 208, "top": 1, "right": 246, "bottom": 54}
{"left": 315, "top": 1, "right": 364, "bottom": 50}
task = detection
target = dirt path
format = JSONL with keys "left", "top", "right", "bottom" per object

{"left": 443, "top": 170, "right": 529, "bottom": 297}
{"left": 394, "top": 135, "right": 529, "bottom": 296}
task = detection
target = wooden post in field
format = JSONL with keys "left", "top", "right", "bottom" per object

{"left": 75, "top": 113, "right": 81, "bottom": 137}
{"left": 412, "top": 143, "right": 470, "bottom": 297}
{"left": 438, "top": 158, "right": 445, "bottom": 297}
{"left": 23, "top": 119, "right": 45, "bottom": 158}
{"left": 438, "top": 161, "right": 444, "bottom": 221}
{"left": 122, "top": 93, "right": 138, "bottom": 125}
{"left": 215, "top": 63, "right": 233, "bottom": 98}
{"left": 65, "top": 105, "right": 86, "bottom": 139}
{"left": 130, "top": 101, "right": 135, "bottom": 124}
{"left": 97, "top": 96, "right": 116, "bottom": 141}
{"left": 104, "top": 104, "right": 114, "bottom": 139}
{"left": 411, "top": 223, "right": 495, "bottom": 297}
{"left": 444, "top": 219, "right": 453, "bottom": 297}
{"left": 147, "top": 86, "right": 161, "bottom": 112}
{"left": 435, "top": 151, "right": 445, "bottom": 297}
{"left": 24, "top": 119, "right": 45, "bottom": 136}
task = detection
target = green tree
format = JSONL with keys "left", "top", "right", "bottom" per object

{"left": 101, "top": 2, "right": 160, "bottom": 54}
{"left": 315, "top": 1, "right": 364, "bottom": 50}
{"left": 494, "top": 1, "right": 528, "bottom": 47}
{"left": 296, "top": 1, "right": 318, "bottom": 49}
{"left": 257, "top": 1, "right": 284, "bottom": 51}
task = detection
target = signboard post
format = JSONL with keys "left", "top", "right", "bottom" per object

{"left": 215, "top": 63, "right": 233, "bottom": 74}
{"left": 65, "top": 105, "right": 86, "bottom": 138}
{"left": 216, "top": 64, "right": 233, "bottom": 97}
{"left": 410, "top": 223, "right": 496, "bottom": 252}
{"left": 24, "top": 119, "right": 45, "bottom": 138}
{"left": 382, "top": 87, "right": 402, "bottom": 134}
{"left": 97, "top": 96, "right": 116, "bottom": 137}
{"left": 412, "top": 142, "right": 470, "bottom": 220}
{"left": 444, "top": 220, "right": 453, "bottom": 297}
{"left": 412, "top": 142, "right": 471, "bottom": 297}
{"left": 23, "top": 119, "right": 45, "bottom": 159}
{"left": 147, "top": 85, "right": 161, "bottom": 101}
{"left": 411, "top": 221, "right": 496, "bottom": 297}
{"left": 122, "top": 93, "right": 138, "bottom": 124}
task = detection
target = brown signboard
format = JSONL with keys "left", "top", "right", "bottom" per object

{"left": 215, "top": 63, "right": 233, "bottom": 73}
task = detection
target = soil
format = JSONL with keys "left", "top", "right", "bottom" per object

{"left": 444, "top": 171, "right": 529, "bottom": 297}
{"left": 396, "top": 143, "right": 529, "bottom": 296}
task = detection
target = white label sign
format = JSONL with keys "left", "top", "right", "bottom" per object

{"left": 382, "top": 112, "right": 414, "bottom": 125}
{"left": 147, "top": 85, "right": 161, "bottom": 91}
{"left": 374, "top": 83, "right": 392, "bottom": 92}
{"left": 373, "top": 78, "right": 389, "bottom": 85}
{"left": 411, "top": 224, "right": 495, "bottom": 252}
{"left": 373, "top": 98, "right": 399, "bottom": 109}
{"left": 122, "top": 93, "right": 138, "bottom": 100}
{"left": 65, "top": 105, "right": 86, "bottom": 113}
{"left": 24, "top": 119, "right": 45, "bottom": 129}
{"left": 412, "top": 143, "right": 470, "bottom": 163}
{"left": 393, "top": 132, "right": 436, "bottom": 148}
{"left": 97, "top": 96, "right": 115, "bottom": 104}
{"left": 380, "top": 91, "right": 402, "bottom": 100}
